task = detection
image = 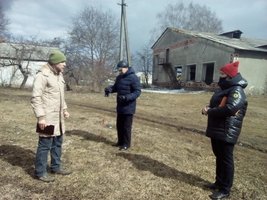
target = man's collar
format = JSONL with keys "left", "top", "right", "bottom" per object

{"left": 47, "top": 63, "right": 59, "bottom": 75}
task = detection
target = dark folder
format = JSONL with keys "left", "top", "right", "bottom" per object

{"left": 36, "top": 124, "right": 55, "bottom": 135}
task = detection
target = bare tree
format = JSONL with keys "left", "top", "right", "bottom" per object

{"left": 134, "top": 43, "right": 152, "bottom": 87}
{"left": 68, "top": 6, "right": 120, "bottom": 92}
{"left": 63, "top": 40, "right": 87, "bottom": 89}
{"left": 0, "top": 4, "right": 9, "bottom": 38}
{"left": 150, "top": 2, "right": 223, "bottom": 43}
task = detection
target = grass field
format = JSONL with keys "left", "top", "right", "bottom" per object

{"left": 0, "top": 87, "right": 266, "bottom": 200}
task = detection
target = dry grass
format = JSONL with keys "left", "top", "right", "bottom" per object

{"left": 0, "top": 87, "right": 266, "bottom": 200}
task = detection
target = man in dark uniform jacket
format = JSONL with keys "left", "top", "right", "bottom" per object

{"left": 105, "top": 60, "right": 141, "bottom": 150}
{"left": 202, "top": 61, "right": 248, "bottom": 199}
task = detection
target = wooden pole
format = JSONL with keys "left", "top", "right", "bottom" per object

{"left": 118, "top": 0, "right": 131, "bottom": 65}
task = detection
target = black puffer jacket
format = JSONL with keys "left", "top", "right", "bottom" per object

{"left": 206, "top": 73, "right": 248, "bottom": 144}
{"left": 110, "top": 67, "right": 141, "bottom": 114}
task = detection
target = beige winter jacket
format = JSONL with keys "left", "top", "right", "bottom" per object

{"left": 31, "top": 64, "right": 67, "bottom": 137}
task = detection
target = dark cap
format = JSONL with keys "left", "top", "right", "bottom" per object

{"left": 117, "top": 60, "right": 129, "bottom": 69}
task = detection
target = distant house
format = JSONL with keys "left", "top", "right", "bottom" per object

{"left": 151, "top": 27, "right": 267, "bottom": 94}
{"left": 0, "top": 42, "right": 57, "bottom": 87}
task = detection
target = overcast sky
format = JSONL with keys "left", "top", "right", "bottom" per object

{"left": 2, "top": 0, "right": 267, "bottom": 52}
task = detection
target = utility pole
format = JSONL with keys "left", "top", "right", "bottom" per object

{"left": 118, "top": 0, "right": 131, "bottom": 66}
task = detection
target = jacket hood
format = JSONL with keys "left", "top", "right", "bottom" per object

{"left": 218, "top": 73, "right": 248, "bottom": 90}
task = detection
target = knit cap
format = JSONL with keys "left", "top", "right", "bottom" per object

{"left": 220, "top": 61, "right": 239, "bottom": 78}
{"left": 49, "top": 50, "right": 66, "bottom": 64}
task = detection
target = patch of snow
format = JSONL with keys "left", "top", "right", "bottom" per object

{"left": 141, "top": 88, "right": 205, "bottom": 94}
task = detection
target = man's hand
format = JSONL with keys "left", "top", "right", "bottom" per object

{"left": 64, "top": 110, "right": 70, "bottom": 118}
{"left": 201, "top": 106, "right": 210, "bottom": 115}
{"left": 118, "top": 95, "right": 127, "bottom": 103}
{"left": 104, "top": 87, "right": 112, "bottom": 97}
{"left": 38, "top": 117, "right": 46, "bottom": 130}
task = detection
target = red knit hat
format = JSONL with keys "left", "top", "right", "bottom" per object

{"left": 220, "top": 61, "right": 239, "bottom": 77}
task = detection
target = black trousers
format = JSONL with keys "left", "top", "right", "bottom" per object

{"left": 211, "top": 139, "right": 235, "bottom": 193}
{"left": 116, "top": 114, "right": 133, "bottom": 147}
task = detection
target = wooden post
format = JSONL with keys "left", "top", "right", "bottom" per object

{"left": 118, "top": 0, "right": 131, "bottom": 66}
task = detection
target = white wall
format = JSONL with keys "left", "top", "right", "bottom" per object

{"left": 239, "top": 57, "right": 267, "bottom": 95}
{"left": 0, "top": 61, "right": 46, "bottom": 87}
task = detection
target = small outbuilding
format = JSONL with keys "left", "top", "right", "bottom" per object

{"left": 0, "top": 42, "right": 57, "bottom": 87}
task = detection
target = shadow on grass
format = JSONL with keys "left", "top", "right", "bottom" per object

{"left": 117, "top": 152, "right": 210, "bottom": 189}
{"left": 66, "top": 130, "right": 114, "bottom": 146}
{"left": 0, "top": 144, "right": 35, "bottom": 177}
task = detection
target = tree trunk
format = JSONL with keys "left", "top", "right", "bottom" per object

{"left": 20, "top": 74, "right": 28, "bottom": 89}
{"left": 9, "top": 68, "right": 18, "bottom": 87}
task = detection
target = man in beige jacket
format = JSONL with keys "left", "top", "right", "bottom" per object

{"left": 31, "top": 50, "right": 71, "bottom": 182}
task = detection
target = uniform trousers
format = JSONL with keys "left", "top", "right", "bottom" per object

{"left": 116, "top": 114, "right": 133, "bottom": 148}
{"left": 211, "top": 138, "right": 235, "bottom": 193}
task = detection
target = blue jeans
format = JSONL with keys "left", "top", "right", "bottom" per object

{"left": 35, "top": 135, "right": 63, "bottom": 177}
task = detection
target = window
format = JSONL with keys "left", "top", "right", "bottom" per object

{"left": 166, "top": 49, "right": 170, "bottom": 63}
{"left": 175, "top": 66, "right": 182, "bottom": 81}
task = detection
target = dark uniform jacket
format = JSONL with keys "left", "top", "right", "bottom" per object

{"left": 110, "top": 67, "right": 141, "bottom": 114}
{"left": 206, "top": 73, "right": 248, "bottom": 144}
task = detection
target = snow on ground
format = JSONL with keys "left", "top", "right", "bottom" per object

{"left": 141, "top": 88, "right": 205, "bottom": 94}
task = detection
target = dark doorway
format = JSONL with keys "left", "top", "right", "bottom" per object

{"left": 203, "top": 63, "right": 214, "bottom": 85}
{"left": 187, "top": 65, "right": 196, "bottom": 81}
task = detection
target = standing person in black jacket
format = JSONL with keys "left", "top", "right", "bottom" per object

{"left": 202, "top": 61, "right": 248, "bottom": 200}
{"left": 105, "top": 60, "right": 141, "bottom": 150}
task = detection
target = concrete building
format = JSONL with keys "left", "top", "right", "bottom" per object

{"left": 151, "top": 28, "right": 267, "bottom": 94}
{"left": 0, "top": 42, "right": 57, "bottom": 87}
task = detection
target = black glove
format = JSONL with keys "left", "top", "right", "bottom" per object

{"left": 118, "top": 95, "right": 127, "bottom": 103}
{"left": 104, "top": 87, "right": 112, "bottom": 97}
